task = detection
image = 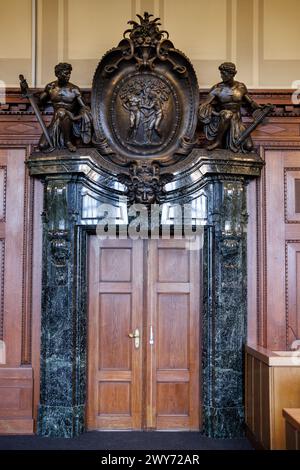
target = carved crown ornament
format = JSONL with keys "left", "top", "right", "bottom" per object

{"left": 20, "top": 12, "right": 269, "bottom": 205}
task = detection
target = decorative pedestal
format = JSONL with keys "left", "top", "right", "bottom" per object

{"left": 28, "top": 148, "right": 263, "bottom": 438}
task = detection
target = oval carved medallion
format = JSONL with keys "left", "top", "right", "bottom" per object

{"left": 111, "top": 72, "right": 180, "bottom": 156}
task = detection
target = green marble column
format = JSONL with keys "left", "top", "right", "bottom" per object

{"left": 37, "top": 177, "right": 87, "bottom": 437}
{"left": 202, "top": 178, "right": 248, "bottom": 437}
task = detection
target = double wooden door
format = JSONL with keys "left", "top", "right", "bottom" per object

{"left": 87, "top": 237, "right": 201, "bottom": 430}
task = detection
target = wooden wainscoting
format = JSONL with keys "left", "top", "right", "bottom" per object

{"left": 247, "top": 149, "right": 300, "bottom": 349}
{"left": 87, "top": 237, "right": 201, "bottom": 431}
{"left": 0, "top": 147, "right": 42, "bottom": 434}
{"left": 0, "top": 367, "right": 33, "bottom": 434}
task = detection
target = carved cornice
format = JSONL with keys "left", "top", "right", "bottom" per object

{"left": 1, "top": 88, "right": 299, "bottom": 117}
{"left": 27, "top": 147, "right": 263, "bottom": 205}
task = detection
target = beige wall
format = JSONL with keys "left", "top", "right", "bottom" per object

{"left": 0, "top": 0, "right": 32, "bottom": 87}
{"left": 1, "top": 0, "right": 300, "bottom": 88}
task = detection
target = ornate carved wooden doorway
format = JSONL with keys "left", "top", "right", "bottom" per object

{"left": 87, "top": 237, "right": 201, "bottom": 430}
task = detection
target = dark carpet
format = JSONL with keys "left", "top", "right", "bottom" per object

{"left": 0, "top": 431, "right": 253, "bottom": 450}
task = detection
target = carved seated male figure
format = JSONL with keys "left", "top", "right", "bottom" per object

{"left": 38, "top": 62, "right": 92, "bottom": 152}
{"left": 198, "top": 62, "right": 261, "bottom": 153}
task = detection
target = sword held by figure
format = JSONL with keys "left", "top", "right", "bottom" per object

{"left": 236, "top": 103, "right": 274, "bottom": 147}
{"left": 19, "top": 74, "right": 55, "bottom": 152}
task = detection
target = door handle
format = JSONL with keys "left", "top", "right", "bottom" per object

{"left": 149, "top": 325, "right": 154, "bottom": 345}
{"left": 128, "top": 328, "right": 140, "bottom": 349}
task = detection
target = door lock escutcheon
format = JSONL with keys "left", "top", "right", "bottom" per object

{"left": 128, "top": 328, "right": 140, "bottom": 349}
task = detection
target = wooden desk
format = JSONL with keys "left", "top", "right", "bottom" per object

{"left": 245, "top": 345, "right": 300, "bottom": 449}
{"left": 283, "top": 409, "right": 300, "bottom": 450}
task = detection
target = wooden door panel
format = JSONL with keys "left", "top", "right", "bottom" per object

{"left": 87, "top": 238, "right": 143, "bottom": 430}
{"left": 146, "top": 239, "right": 201, "bottom": 430}
{"left": 98, "top": 382, "right": 131, "bottom": 414}
{"left": 99, "top": 293, "right": 132, "bottom": 370}
{"left": 157, "top": 383, "right": 189, "bottom": 414}
{"left": 158, "top": 248, "right": 190, "bottom": 282}
{"left": 157, "top": 294, "right": 189, "bottom": 369}
{"left": 99, "top": 248, "right": 132, "bottom": 282}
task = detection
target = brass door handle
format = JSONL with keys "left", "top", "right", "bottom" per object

{"left": 128, "top": 328, "right": 140, "bottom": 349}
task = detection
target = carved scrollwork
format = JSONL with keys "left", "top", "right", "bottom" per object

{"left": 174, "top": 136, "right": 197, "bottom": 156}
{"left": 48, "top": 229, "right": 70, "bottom": 286}
{"left": 103, "top": 12, "right": 186, "bottom": 75}
{"left": 44, "top": 182, "right": 71, "bottom": 285}
{"left": 49, "top": 230, "right": 70, "bottom": 268}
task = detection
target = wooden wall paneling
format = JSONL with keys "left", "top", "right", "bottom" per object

{"left": 258, "top": 150, "right": 300, "bottom": 349}
{"left": 265, "top": 150, "right": 286, "bottom": 349}
{"left": 283, "top": 153, "right": 300, "bottom": 345}
{"left": 285, "top": 171, "right": 300, "bottom": 223}
{"left": 261, "top": 361, "right": 271, "bottom": 449}
{"left": 0, "top": 146, "right": 36, "bottom": 434}
{"left": 252, "top": 357, "right": 261, "bottom": 440}
{"left": 21, "top": 163, "right": 35, "bottom": 365}
{"left": 31, "top": 178, "right": 43, "bottom": 426}
{"left": 0, "top": 367, "right": 33, "bottom": 434}
{"left": 256, "top": 149, "right": 268, "bottom": 347}
{"left": 247, "top": 146, "right": 268, "bottom": 348}
{"left": 248, "top": 147, "right": 300, "bottom": 349}
{"left": 287, "top": 243, "right": 300, "bottom": 341}
{"left": 0, "top": 115, "right": 51, "bottom": 146}
{"left": 0, "top": 159, "right": 6, "bottom": 343}
{"left": 1, "top": 148, "right": 26, "bottom": 365}
{"left": 247, "top": 180, "right": 258, "bottom": 344}
{"left": 245, "top": 352, "right": 253, "bottom": 430}
{"left": 252, "top": 118, "right": 300, "bottom": 144}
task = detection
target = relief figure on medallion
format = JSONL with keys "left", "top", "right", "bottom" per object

{"left": 142, "top": 89, "right": 163, "bottom": 142}
{"left": 20, "top": 62, "right": 93, "bottom": 152}
{"left": 119, "top": 78, "right": 169, "bottom": 145}
{"left": 198, "top": 62, "right": 272, "bottom": 153}
{"left": 121, "top": 82, "right": 143, "bottom": 141}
